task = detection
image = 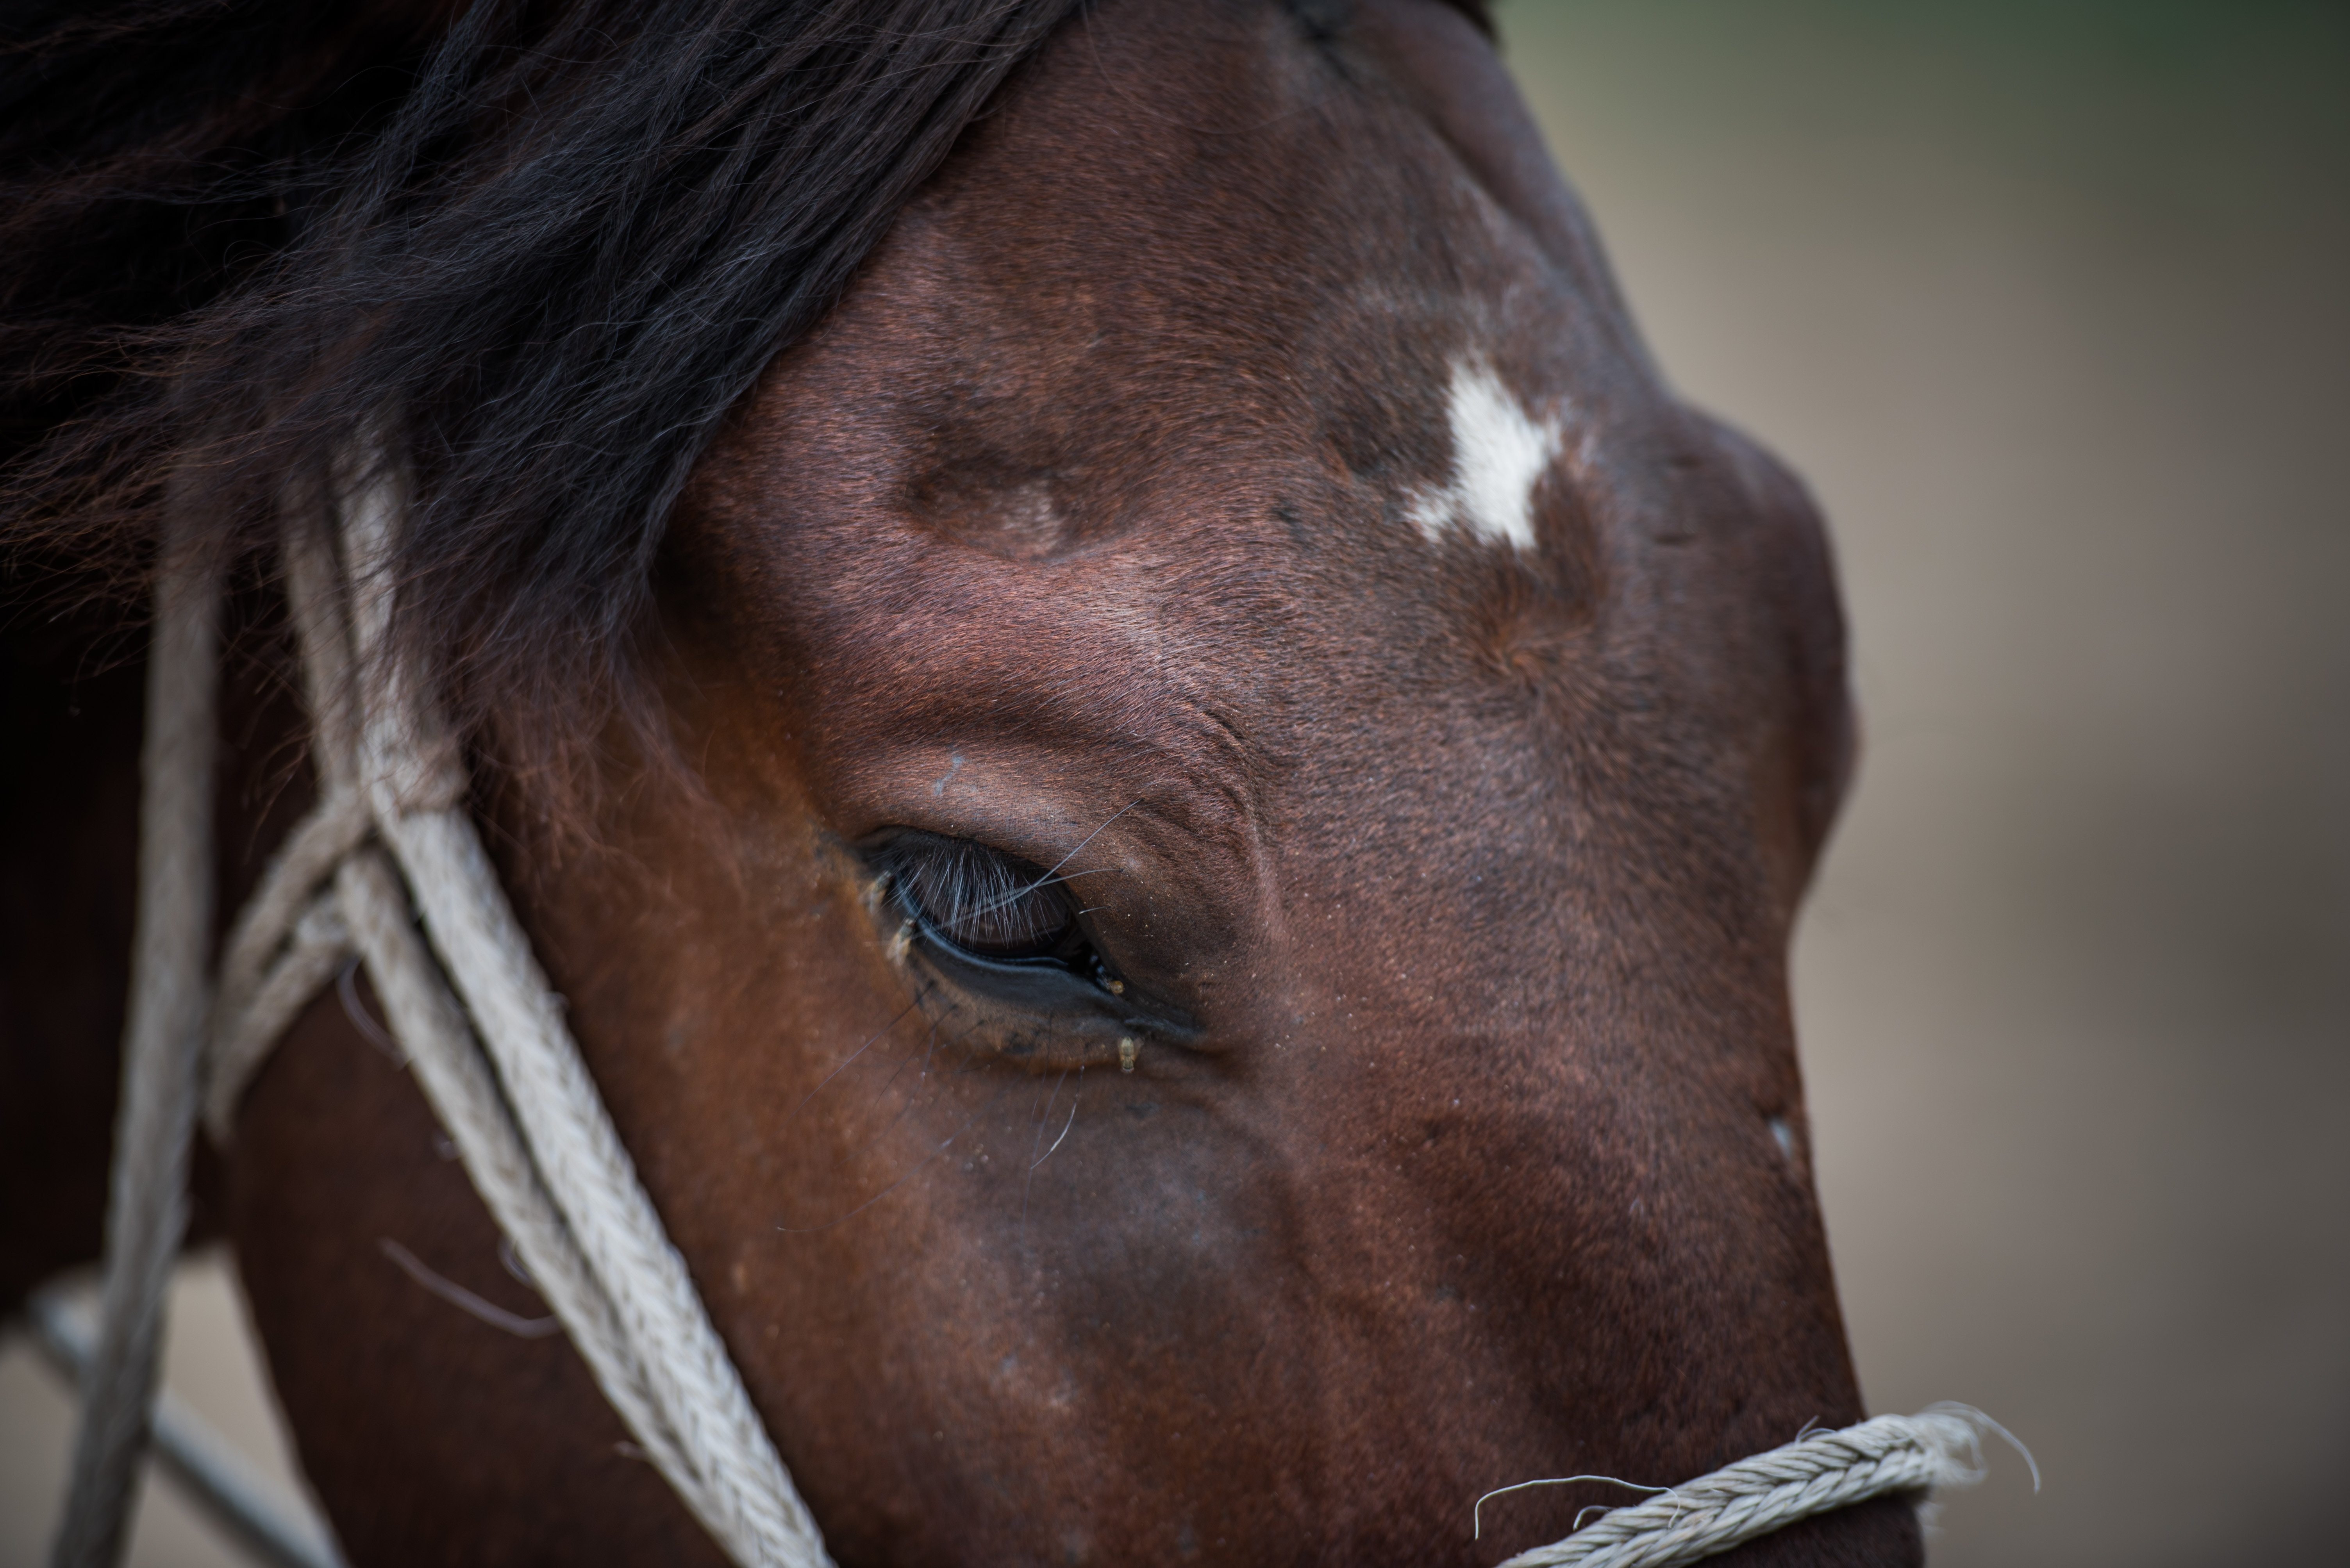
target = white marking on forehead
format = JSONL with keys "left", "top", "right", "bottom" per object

{"left": 1409, "top": 357, "right": 1566, "bottom": 551}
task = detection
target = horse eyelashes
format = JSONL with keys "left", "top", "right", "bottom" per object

{"left": 867, "top": 833, "right": 1152, "bottom": 1074}
{"left": 870, "top": 833, "right": 1143, "bottom": 1026}
{"left": 881, "top": 836, "right": 1076, "bottom": 961}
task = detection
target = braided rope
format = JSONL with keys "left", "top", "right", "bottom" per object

{"left": 58, "top": 454, "right": 2008, "bottom": 1568}
{"left": 1492, "top": 1407, "right": 2016, "bottom": 1568}
{"left": 334, "top": 471, "right": 825, "bottom": 1563}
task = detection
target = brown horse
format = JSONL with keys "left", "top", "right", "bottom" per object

{"left": 2, "top": 0, "right": 1902, "bottom": 1562}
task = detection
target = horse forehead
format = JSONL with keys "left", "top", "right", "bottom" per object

{"left": 693, "top": 0, "right": 1704, "bottom": 748}
{"left": 827, "top": 0, "right": 1648, "bottom": 498}
{"left": 743, "top": 18, "right": 1654, "bottom": 594}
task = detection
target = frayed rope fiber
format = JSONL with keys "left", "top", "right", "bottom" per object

{"left": 1491, "top": 1406, "right": 2030, "bottom": 1568}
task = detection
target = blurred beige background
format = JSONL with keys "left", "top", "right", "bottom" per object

{"left": 1505, "top": 2, "right": 2350, "bottom": 1563}
{"left": 5, "top": 2, "right": 2345, "bottom": 1564}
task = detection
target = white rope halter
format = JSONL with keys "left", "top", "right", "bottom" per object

{"left": 46, "top": 455, "right": 2011, "bottom": 1568}
{"left": 54, "top": 458, "right": 827, "bottom": 1568}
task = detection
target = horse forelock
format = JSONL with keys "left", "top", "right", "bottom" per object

{"left": 2, "top": 0, "right": 1071, "bottom": 808}
{"left": 0, "top": 0, "right": 1496, "bottom": 834}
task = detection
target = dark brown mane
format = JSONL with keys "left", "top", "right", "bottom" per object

{"left": 1, "top": 0, "right": 1103, "bottom": 762}
{"left": 0, "top": 0, "right": 1494, "bottom": 780}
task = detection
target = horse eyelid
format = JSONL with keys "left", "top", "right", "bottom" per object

{"left": 890, "top": 840, "right": 1075, "bottom": 954}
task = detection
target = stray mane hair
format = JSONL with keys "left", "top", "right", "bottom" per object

{"left": 0, "top": 0, "right": 1088, "bottom": 794}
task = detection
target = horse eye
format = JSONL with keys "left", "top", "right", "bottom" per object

{"left": 879, "top": 835, "right": 1076, "bottom": 963}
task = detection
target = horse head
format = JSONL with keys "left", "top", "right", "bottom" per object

{"left": 21, "top": 0, "right": 1899, "bottom": 1562}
